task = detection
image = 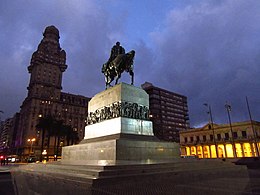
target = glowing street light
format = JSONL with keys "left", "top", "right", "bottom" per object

{"left": 42, "top": 149, "right": 47, "bottom": 155}
{"left": 27, "top": 138, "right": 36, "bottom": 154}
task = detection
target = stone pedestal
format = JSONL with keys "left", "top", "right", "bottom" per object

{"left": 62, "top": 83, "right": 179, "bottom": 164}
{"left": 62, "top": 133, "right": 179, "bottom": 165}
{"left": 84, "top": 82, "right": 153, "bottom": 139}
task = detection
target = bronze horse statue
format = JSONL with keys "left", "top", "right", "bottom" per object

{"left": 102, "top": 50, "right": 135, "bottom": 89}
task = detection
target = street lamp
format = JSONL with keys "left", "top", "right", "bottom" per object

{"left": 246, "top": 97, "right": 259, "bottom": 157}
{"left": 27, "top": 138, "right": 36, "bottom": 154}
{"left": 204, "top": 103, "right": 219, "bottom": 158}
{"left": 225, "top": 102, "right": 237, "bottom": 158}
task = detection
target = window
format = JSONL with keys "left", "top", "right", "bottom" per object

{"left": 210, "top": 135, "right": 214, "bottom": 141}
{"left": 242, "top": 131, "right": 247, "bottom": 138}
{"left": 203, "top": 135, "right": 206, "bottom": 141}
{"left": 233, "top": 132, "right": 238, "bottom": 139}
{"left": 217, "top": 134, "right": 221, "bottom": 140}
{"left": 225, "top": 133, "right": 229, "bottom": 140}
{"left": 190, "top": 137, "right": 193, "bottom": 142}
{"left": 196, "top": 136, "right": 200, "bottom": 141}
{"left": 184, "top": 137, "right": 187, "bottom": 143}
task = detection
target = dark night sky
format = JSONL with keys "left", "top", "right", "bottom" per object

{"left": 0, "top": 0, "right": 259, "bottom": 127}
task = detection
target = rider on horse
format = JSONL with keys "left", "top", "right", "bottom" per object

{"left": 105, "top": 42, "right": 125, "bottom": 72}
{"left": 102, "top": 42, "right": 135, "bottom": 88}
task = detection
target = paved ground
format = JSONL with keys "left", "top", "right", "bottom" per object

{"left": 2, "top": 161, "right": 260, "bottom": 195}
{"left": 0, "top": 173, "right": 15, "bottom": 195}
{"left": 0, "top": 163, "right": 27, "bottom": 195}
{"left": 0, "top": 164, "right": 20, "bottom": 195}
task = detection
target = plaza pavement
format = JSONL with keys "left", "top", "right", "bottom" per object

{"left": 0, "top": 164, "right": 22, "bottom": 195}
{"left": 2, "top": 159, "right": 260, "bottom": 194}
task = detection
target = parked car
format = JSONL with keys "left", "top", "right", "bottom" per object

{"left": 27, "top": 156, "right": 37, "bottom": 163}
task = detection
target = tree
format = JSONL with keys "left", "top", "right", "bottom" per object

{"left": 36, "top": 115, "right": 55, "bottom": 161}
{"left": 53, "top": 120, "right": 65, "bottom": 160}
{"left": 71, "top": 131, "right": 79, "bottom": 145}
{"left": 62, "top": 125, "right": 73, "bottom": 146}
{"left": 36, "top": 116, "right": 79, "bottom": 161}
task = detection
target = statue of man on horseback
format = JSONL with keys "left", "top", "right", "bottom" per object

{"left": 102, "top": 42, "right": 135, "bottom": 89}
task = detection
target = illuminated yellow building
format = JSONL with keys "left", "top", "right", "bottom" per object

{"left": 180, "top": 120, "right": 260, "bottom": 158}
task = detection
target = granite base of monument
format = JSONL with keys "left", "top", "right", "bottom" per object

{"left": 61, "top": 133, "right": 180, "bottom": 165}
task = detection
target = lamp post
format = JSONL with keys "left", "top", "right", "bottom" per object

{"left": 246, "top": 97, "right": 259, "bottom": 157}
{"left": 27, "top": 138, "right": 36, "bottom": 154}
{"left": 204, "top": 103, "right": 218, "bottom": 158}
{"left": 225, "top": 102, "right": 237, "bottom": 158}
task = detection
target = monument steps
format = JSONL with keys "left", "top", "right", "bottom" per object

{"left": 88, "top": 159, "right": 247, "bottom": 186}
{"left": 21, "top": 159, "right": 243, "bottom": 184}
{"left": 37, "top": 159, "right": 241, "bottom": 179}
{"left": 13, "top": 160, "right": 258, "bottom": 194}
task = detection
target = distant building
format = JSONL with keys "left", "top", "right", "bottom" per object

{"left": 15, "top": 26, "right": 90, "bottom": 160}
{"left": 0, "top": 118, "right": 12, "bottom": 155}
{"left": 179, "top": 120, "right": 260, "bottom": 158}
{"left": 0, "top": 113, "right": 19, "bottom": 156}
{"left": 141, "top": 82, "right": 189, "bottom": 142}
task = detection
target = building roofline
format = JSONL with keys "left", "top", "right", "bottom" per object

{"left": 141, "top": 81, "right": 187, "bottom": 98}
{"left": 180, "top": 120, "right": 260, "bottom": 134}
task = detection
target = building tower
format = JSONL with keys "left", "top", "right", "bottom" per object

{"left": 27, "top": 25, "right": 67, "bottom": 100}
{"left": 16, "top": 26, "right": 90, "bottom": 160}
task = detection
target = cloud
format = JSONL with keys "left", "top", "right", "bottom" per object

{"left": 0, "top": 0, "right": 259, "bottom": 128}
{"left": 150, "top": 0, "right": 260, "bottom": 126}
{"left": 0, "top": 0, "right": 125, "bottom": 119}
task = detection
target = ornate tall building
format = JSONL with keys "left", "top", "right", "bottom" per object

{"left": 16, "top": 26, "right": 90, "bottom": 160}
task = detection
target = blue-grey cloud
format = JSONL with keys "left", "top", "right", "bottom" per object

{"left": 0, "top": 0, "right": 259, "bottom": 128}
{"left": 0, "top": 0, "right": 126, "bottom": 119}
{"left": 149, "top": 0, "right": 260, "bottom": 126}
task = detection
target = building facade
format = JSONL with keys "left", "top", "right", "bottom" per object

{"left": 180, "top": 120, "right": 260, "bottom": 158}
{"left": 141, "top": 82, "right": 189, "bottom": 142}
{"left": 0, "top": 118, "right": 12, "bottom": 155}
{"left": 0, "top": 113, "right": 20, "bottom": 157}
{"left": 15, "top": 26, "right": 90, "bottom": 160}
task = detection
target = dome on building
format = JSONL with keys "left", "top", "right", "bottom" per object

{"left": 43, "top": 25, "right": 60, "bottom": 39}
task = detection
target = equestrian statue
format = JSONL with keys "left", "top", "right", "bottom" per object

{"left": 102, "top": 42, "right": 135, "bottom": 89}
